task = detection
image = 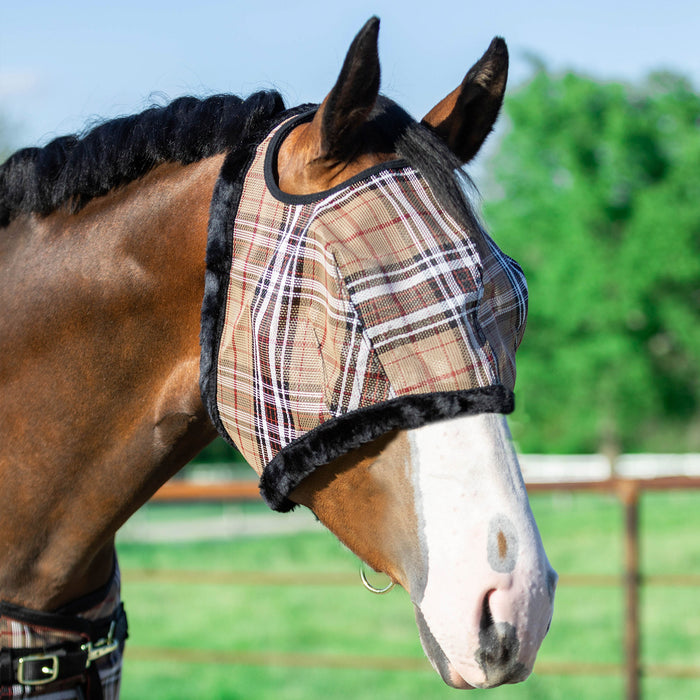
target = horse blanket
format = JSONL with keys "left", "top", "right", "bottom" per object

{"left": 0, "top": 564, "right": 125, "bottom": 699}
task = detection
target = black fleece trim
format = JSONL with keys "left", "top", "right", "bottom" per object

{"left": 200, "top": 110, "right": 516, "bottom": 515}
{"left": 259, "top": 384, "right": 514, "bottom": 512}
{"left": 263, "top": 110, "right": 409, "bottom": 205}
{"left": 199, "top": 104, "right": 314, "bottom": 450}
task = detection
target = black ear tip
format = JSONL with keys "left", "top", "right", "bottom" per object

{"left": 346, "top": 17, "right": 380, "bottom": 56}
{"left": 489, "top": 36, "right": 508, "bottom": 58}
{"left": 362, "top": 16, "right": 381, "bottom": 37}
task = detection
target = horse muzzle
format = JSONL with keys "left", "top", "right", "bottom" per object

{"left": 413, "top": 564, "right": 557, "bottom": 689}
{"left": 403, "top": 413, "right": 557, "bottom": 688}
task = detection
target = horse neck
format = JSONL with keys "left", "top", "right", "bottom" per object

{"left": 0, "top": 154, "right": 224, "bottom": 610}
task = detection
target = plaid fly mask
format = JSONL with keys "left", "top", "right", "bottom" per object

{"left": 201, "top": 111, "right": 528, "bottom": 511}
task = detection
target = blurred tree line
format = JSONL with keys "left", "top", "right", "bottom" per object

{"left": 483, "top": 68, "right": 700, "bottom": 454}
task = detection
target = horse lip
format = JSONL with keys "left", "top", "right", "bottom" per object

{"left": 414, "top": 603, "right": 533, "bottom": 689}
{"left": 444, "top": 665, "right": 476, "bottom": 690}
{"left": 414, "top": 606, "right": 477, "bottom": 689}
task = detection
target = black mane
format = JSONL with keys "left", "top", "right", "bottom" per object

{"left": 0, "top": 90, "right": 477, "bottom": 233}
{"left": 0, "top": 91, "right": 287, "bottom": 228}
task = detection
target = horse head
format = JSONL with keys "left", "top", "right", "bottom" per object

{"left": 0, "top": 15, "right": 555, "bottom": 695}
{"left": 204, "top": 18, "right": 557, "bottom": 689}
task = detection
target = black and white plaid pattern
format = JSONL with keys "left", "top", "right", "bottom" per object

{"left": 211, "top": 113, "right": 528, "bottom": 477}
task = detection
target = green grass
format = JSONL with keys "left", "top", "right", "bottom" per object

{"left": 120, "top": 663, "right": 631, "bottom": 700}
{"left": 116, "top": 491, "right": 700, "bottom": 699}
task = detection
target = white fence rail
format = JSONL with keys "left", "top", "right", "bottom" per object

{"left": 519, "top": 453, "right": 700, "bottom": 483}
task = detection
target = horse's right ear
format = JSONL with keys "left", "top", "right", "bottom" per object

{"left": 422, "top": 38, "right": 508, "bottom": 163}
{"left": 311, "top": 17, "right": 381, "bottom": 160}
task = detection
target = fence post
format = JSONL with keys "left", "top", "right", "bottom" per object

{"left": 618, "top": 479, "right": 641, "bottom": 700}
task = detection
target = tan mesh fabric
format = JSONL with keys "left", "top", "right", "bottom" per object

{"left": 211, "top": 113, "right": 528, "bottom": 485}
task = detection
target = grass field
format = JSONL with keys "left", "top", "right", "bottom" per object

{"left": 115, "top": 491, "right": 700, "bottom": 699}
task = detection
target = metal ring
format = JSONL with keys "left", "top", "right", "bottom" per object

{"left": 359, "top": 565, "right": 395, "bottom": 594}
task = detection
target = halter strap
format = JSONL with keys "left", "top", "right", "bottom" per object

{"left": 0, "top": 563, "right": 126, "bottom": 699}
{"left": 0, "top": 604, "right": 127, "bottom": 695}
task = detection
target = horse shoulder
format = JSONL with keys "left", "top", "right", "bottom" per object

{"left": 0, "top": 154, "right": 226, "bottom": 610}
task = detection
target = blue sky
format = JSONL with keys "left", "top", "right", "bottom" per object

{"left": 1, "top": 0, "right": 698, "bottom": 150}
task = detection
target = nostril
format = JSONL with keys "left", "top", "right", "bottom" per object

{"left": 476, "top": 589, "right": 526, "bottom": 686}
{"left": 480, "top": 589, "right": 496, "bottom": 632}
{"left": 479, "top": 590, "right": 513, "bottom": 667}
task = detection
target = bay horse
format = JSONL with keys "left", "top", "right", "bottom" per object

{"left": 0, "top": 17, "right": 556, "bottom": 697}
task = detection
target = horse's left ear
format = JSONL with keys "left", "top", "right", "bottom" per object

{"left": 312, "top": 16, "right": 381, "bottom": 160}
{"left": 422, "top": 38, "right": 508, "bottom": 163}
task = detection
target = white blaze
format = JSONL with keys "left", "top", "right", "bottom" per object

{"left": 409, "top": 413, "right": 556, "bottom": 688}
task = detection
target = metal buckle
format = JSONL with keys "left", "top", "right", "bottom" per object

{"left": 81, "top": 621, "right": 119, "bottom": 668}
{"left": 17, "top": 653, "right": 59, "bottom": 686}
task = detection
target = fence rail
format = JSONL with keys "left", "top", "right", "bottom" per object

{"left": 123, "top": 646, "right": 700, "bottom": 681}
{"left": 146, "top": 474, "right": 700, "bottom": 700}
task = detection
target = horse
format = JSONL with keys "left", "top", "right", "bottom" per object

{"left": 0, "top": 17, "right": 556, "bottom": 697}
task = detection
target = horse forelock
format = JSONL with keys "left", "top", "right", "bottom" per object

{"left": 0, "top": 90, "right": 287, "bottom": 228}
{"left": 369, "top": 96, "right": 481, "bottom": 233}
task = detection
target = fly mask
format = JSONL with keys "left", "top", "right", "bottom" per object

{"left": 200, "top": 110, "right": 528, "bottom": 511}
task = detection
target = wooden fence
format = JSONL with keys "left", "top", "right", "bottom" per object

{"left": 148, "top": 474, "right": 700, "bottom": 700}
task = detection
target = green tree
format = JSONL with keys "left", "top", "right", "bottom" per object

{"left": 484, "top": 69, "right": 700, "bottom": 454}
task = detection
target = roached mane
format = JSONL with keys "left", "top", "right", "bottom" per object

{"left": 0, "top": 91, "right": 288, "bottom": 228}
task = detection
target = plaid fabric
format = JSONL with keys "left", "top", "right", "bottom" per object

{"left": 213, "top": 112, "right": 528, "bottom": 480}
{"left": 0, "top": 566, "right": 123, "bottom": 699}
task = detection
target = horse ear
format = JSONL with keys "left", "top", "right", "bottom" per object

{"left": 313, "top": 17, "right": 381, "bottom": 160}
{"left": 422, "top": 37, "right": 508, "bottom": 163}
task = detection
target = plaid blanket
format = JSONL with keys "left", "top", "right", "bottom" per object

{"left": 202, "top": 111, "right": 528, "bottom": 510}
{"left": 0, "top": 565, "right": 123, "bottom": 699}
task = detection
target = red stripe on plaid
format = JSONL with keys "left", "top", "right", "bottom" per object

{"left": 215, "top": 117, "right": 527, "bottom": 475}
